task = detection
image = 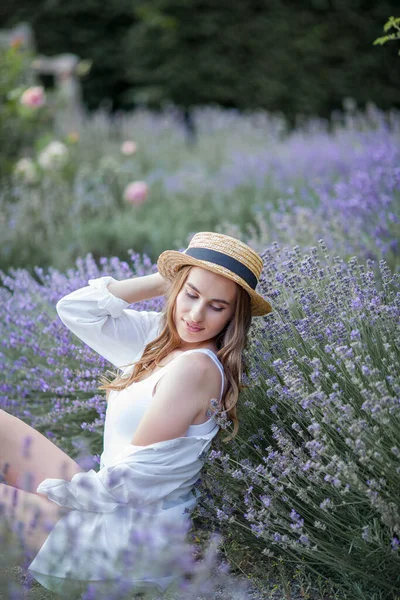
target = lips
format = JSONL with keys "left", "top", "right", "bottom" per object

{"left": 184, "top": 320, "right": 204, "bottom": 333}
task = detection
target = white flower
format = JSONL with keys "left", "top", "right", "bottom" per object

{"left": 14, "top": 158, "right": 39, "bottom": 183}
{"left": 38, "top": 141, "right": 69, "bottom": 170}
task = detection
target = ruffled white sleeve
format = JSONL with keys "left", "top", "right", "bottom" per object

{"left": 56, "top": 276, "right": 163, "bottom": 369}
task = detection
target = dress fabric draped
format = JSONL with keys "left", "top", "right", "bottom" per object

{"left": 27, "top": 276, "right": 223, "bottom": 596}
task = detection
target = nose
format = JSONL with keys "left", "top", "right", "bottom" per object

{"left": 189, "top": 304, "right": 205, "bottom": 323}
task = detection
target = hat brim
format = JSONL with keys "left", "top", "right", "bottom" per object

{"left": 157, "top": 250, "right": 272, "bottom": 317}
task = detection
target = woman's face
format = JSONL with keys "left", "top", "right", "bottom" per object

{"left": 174, "top": 266, "right": 238, "bottom": 349}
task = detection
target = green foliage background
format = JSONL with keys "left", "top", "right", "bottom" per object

{"left": 1, "top": 0, "right": 399, "bottom": 119}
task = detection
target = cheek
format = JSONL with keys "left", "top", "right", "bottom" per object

{"left": 219, "top": 310, "right": 234, "bottom": 330}
{"left": 212, "top": 312, "right": 230, "bottom": 329}
{"left": 175, "top": 295, "right": 188, "bottom": 314}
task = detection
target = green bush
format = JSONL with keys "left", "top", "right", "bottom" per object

{"left": 0, "top": 43, "right": 52, "bottom": 179}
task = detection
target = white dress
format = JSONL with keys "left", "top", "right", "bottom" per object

{"left": 27, "top": 276, "right": 223, "bottom": 597}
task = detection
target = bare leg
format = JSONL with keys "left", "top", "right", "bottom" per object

{"left": 0, "top": 409, "right": 84, "bottom": 496}
{"left": 0, "top": 482, "right": 69, "bottom": 565}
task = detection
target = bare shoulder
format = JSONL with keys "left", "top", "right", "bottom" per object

{"left": 175, "top": 351, "right": 220, "bottom": 376}
{"left": 163, "top": 352, "right": 222, "bottom": 393}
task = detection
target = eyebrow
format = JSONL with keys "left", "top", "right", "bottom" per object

{"left": 186, "top": 282, "right": 231, "bottom": 306}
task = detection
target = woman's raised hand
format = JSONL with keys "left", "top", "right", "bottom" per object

{"left": 106, "top": 271, "right": 169, "bottom": 305}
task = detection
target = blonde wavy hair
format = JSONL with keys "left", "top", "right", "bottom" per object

{"left": 98, "top": 265, "right": 252, "bottom": 442}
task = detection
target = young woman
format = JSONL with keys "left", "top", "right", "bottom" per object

{"left": 0, "top": 232, "right": 272, "bottom": 596}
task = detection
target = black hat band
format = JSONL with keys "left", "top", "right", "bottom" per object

{"left": 185, "top": 247, "right": 258, "bottom": 290}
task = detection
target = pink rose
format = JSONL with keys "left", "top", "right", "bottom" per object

{"left": 121, "top": 140, "right": 137, "bottom": 155}
{"left": 123, "top": 181, "right": 148, "bottom": 205}
{"left": 20, "top": 86, "right": 46, "bottom": 108}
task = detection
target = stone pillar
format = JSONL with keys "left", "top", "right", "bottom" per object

{"left": 31, "top": 53, "right": 85, "bottom": 135}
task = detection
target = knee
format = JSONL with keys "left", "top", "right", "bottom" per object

{"left": 0, "top": 409, "right": 15, "bottom": 444}
{"left": 0, "top": 409, "right": 18, "bottom": 425}
{"left": 0, "top": 408, "right": 7, "bottom": 427}
{"left": 0, "top": 409, "right": 11, "bottom": 428}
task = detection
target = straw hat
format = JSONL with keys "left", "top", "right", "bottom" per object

{"left": 157, "top": 232, "right": 272, "bottom": 316}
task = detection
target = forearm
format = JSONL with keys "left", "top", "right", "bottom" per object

{"left": 106, "top": 272, "right": 168, "bottom": 304}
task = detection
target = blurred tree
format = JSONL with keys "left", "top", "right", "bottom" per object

{"left": 2, "top": 0, "right": 399, "bottom": 119}
{"left": 123, "top": 0, "right": 399, "bottom": 119}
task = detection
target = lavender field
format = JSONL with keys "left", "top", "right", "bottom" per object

{"left": 1, "top": 104, "right": 400, "bottom": 599}
{"left": 1, "top": 105, "right": 399, "bottom": 274}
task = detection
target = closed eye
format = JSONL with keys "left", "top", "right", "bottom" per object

{"left": 185, "top": 291, "right": 224, "bottom": 312}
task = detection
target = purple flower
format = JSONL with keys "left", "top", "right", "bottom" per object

{"left": 391, "top": 537, "right": 400, "bottom": 552}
